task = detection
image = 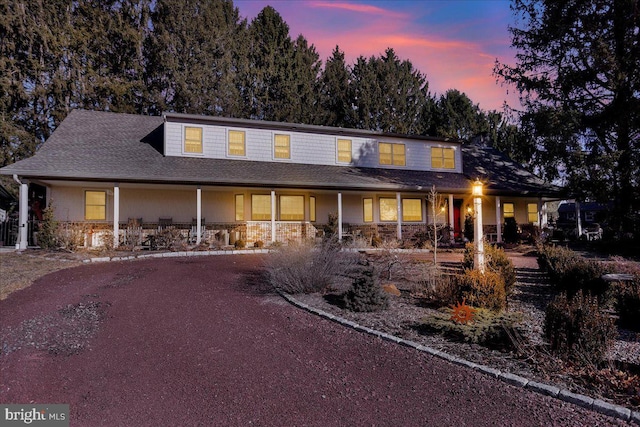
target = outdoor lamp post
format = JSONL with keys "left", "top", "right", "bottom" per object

{"left": 472, "top": 180, "right": 485, "bottom": 273}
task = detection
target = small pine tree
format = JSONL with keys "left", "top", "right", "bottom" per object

{"left": 344, "top": 261, "right": 388, "bottom": 312}
{"left": 38, "top": 202, "right": 59, "bottom": 249}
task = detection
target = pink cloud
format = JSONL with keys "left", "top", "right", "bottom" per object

{"left": 310, "top": 1, "right": 409, "bottom": 19}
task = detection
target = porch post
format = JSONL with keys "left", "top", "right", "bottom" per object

{"left": 496, "top": 196, "right": 502, "bottom": 244}
{"left": 337, "top": 192, "right": 343, "bottom": 240}
{"left": 113, "top": 183, "right": 120, "bottom": 248}
{"left": 396, "top": 192, "right": 402, "bottom": 240}
{"left": 271, "top": 190, "right": 276, "bottom": 243}
{"left": 17, "top": 180, "right": 28, "bottom": 250}
{"left": 196, "top": 186, "right": 202, "bottom": 244}
{"left": 538, "top": 197, "right": 546, "bottom": 228}
{"left": 448, "top": 194, "right": 454, "bottom": 241}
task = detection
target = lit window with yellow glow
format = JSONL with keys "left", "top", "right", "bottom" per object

{"left": 363, "top": 198, "right": 373, "bottom": 222}
{"left": 274, "top": 134, "right": 290, "bottom": 159}
{"left": 402, "top": 199, "right": 422, "bottom": 222}
{"left": 85, "top": 190, "right": 106, "bottom": 220}
{"left": 337, "top": 139, "right": 352, "bottom": 163}
{"left": 380, "top": 198, "right": 398, "bottom": 222}
{"left": 503, "top": 203, "right": 515, "bottom": 219}
{"left": 235, "top": 194, "right": 244, "bottom": 221}
{"left": 184, "top": 126, "right": 203, "bottom": 153}
{"left": 379, "top": 142, "right": 405, "bottom": 166}
{"left": 310, "top": 196, "right": 316, "bottom": 222}
{"left": 527, "top": 203, "right": 538, "bottom": 223}
{"left": 280, "top": 196, "right": 304, "bottom": 221}
{"left": 252, "top": 195, "right": 271, "bottom": 220}
{"left": 228, "top": 130, "right": 246, "bottom": 156}
{"left": 431, "top": 147, "right": 455, "bottom": 169}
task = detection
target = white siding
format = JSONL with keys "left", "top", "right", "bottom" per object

{"left": 164, "top": 120, "right": 463, "bottom": 173}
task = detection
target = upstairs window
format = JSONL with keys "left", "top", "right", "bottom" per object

{"left": 274, "top": 134, "right": 290, "bottom": 159}
{"left": 337, "top": 139, "right": 352, "bottom": 163}
{"left": 431, "top": 147, "right": 455, "bottom": 169}
{"left": 85, "top": 190, "right": 106, "bottom": 220}
{"left": 280, "top": 195, "right": 304, "bottom": 220}
{"left": 379, "top": 142, "right": 405, "bottom": 166}
{"left": 184, "top": 126, "right": 203, "bottom": 153}
{"left": 228, "top": 130, "right": 246, "bottom": 156}
{"left": 503, "top": 203, "right": 515, "bottom": 219}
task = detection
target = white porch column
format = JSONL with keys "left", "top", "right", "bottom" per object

{"left": 271, "top": 190, "right": 276, "bottom": 243}
{"left": 113, "top": 184, "right": 120, "bottom": 248}
{"left": 396, "top": 192, "right": 402, "bottom": 240}
{"left": 473, "top": 181, "right": 485, "bottom": 273}
{"left": 337, "top": 192, "right": 343, "bottom": 240}
{"left": 196, "top": 186, "right": 202, "bottom": 244}
{"left": 448, "top": 194, "right": 455, "bottom": 241}
{"left": 575, "top": 201, "right": 582, "bottom": 237}
{"left": 495, "top": 196, "right": 502, "bottom": 244}
{"left": 17, "top": 180, "right": 28, "bottom": 250}
{"left": 538, "top": 197, "right": 546, "bottom": 228}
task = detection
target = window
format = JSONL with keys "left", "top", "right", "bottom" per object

{"left": 235, "top": 194, "right": 244, "bottom": 221}
{"left": 280, "top": 195, "right": 304, "bottom": 220}
{"left": 184, "top": 126, "right": 203, "bottom": 153}
{"left": 252, "top": 195, "right": 272, "bottom": 220}
{"left": 85, "top": 190, "right": 106, "bottom": 220}
{"left": 380, "top": 198, "right": 398, "bottom": 222}
{"left": 503, "top": 203, "right": 515, "bottom": 219}
{"left": 379, "top": 142, "right": 405, "bottom": 166}
{"left": 337, "top": 139, "right": 352, "bottom": 163}
{"left": 402, "top": 199, "right": 422, "bottom": 222}
{"left": 431, "top": 147, "right": 455, "bottom": 169}
{"left": 228, "top": 130, "right": 245, "bottom": 156}
{"left": 274, "top": 134, "right": 290, "bottom": 159}
{"left": 527, "top": 203, "right": 538, "bottom": 224}
{"left": 363, "top": 198, "right": 373, "bottom": 222}
{"left": 310, "top": 196, "right": 316, "bottom": 222}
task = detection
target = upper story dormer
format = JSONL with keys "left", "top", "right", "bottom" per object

{"left": 163, "top": 113, "right": 463, "bottom": 174}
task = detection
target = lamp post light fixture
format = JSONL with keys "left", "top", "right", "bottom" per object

{"left": 472, "top": 180, "right": 485, "bottom": 273}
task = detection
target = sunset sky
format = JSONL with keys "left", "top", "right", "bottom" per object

{"left": 235, "top": 0, "right": 521, "bottom": 112}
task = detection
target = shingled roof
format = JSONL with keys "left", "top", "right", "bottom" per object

{"left": 0, "top": 109, "right": 561, "bottom": 197}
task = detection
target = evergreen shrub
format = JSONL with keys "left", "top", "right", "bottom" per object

{"left": 454, "top": 269, "right": 506, "bottom": 312}
{"left": 463, "top": 243, "right": 517, "bottom": 296}
{"left": 344, "top": 261, "right": 388, "bottom": 312}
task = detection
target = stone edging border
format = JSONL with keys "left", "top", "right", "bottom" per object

{"left": 280, "top": 291, "right": 640, "bottom": 425}
{"left": 80, "top": 249, "right": 270, "bottom": 263}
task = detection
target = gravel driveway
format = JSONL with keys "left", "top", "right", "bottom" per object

{"left": 0, "top": 255, "right": 624, "bottom": 426}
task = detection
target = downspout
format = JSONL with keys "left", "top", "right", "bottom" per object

{"left": 13, "top": 174, "right": 29, "bottom": 250}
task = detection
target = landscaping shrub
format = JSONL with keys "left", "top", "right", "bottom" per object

{"left": 38, "top": 203, "right": 59, "bottom": 249}
{"left": 544, "top": 290, "right": 617, "bottom": 365}
{"left": 454, "top": 269, "right": 506, "bottom": 312}
{"left": 463, "top": 243, "right": 516, "bottom": 296}
{"left": 253, "top": 240, "right": 264, "bottom": 248}
{"left": 421, "top": 308, "right": 525, "bottom": 350}
{"left": 266, "top": 240, "right": 357, "bottom": 294}
{"left": 234, "top": 239, "right": 246, "bottom": 249}
{"left": 537, "top": 244, "right": 612, "bottom": 299}
{"left": 344, "top": 261, "right": 388, "bottom": 312}
{"left": 615, "top": 276, "right": 640, "bottom": 331}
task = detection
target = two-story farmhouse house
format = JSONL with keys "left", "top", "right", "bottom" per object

{"left": 0, "top": 110, "right": 562, "bottom": 249}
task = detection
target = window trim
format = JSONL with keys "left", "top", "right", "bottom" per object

{"left": 85, "top": 190, "right": 107, "bottom": 221}
{"left": 337, "top": 138, "right": 352, "bottom": 164}
{"left": 251, "top": 194, "right": 272, "bottom": 221}
{"left": 503, "top": 202, "right": 515, "bottom": 219}
{"left": 279, "top": 195, "right": 305, "bottom": 221}
{"left": 379, "top": 142, "right": 405, "bottom": 166}
{"left": 402, "top": 198, "right": 423, "bottom": 222}
{"left": 310, "top": 196, "right": 316, "bottom": 222}
{"left": 363, "top": 198, "right": 373, "bottom": 223}
{"left": 183, "top": 126, "right": 203, "bottom": 154}
{"left": 235, "top": 194, "right": 244, "bottom": 221}
{"left": 227, "top": 129, "right": 246, "bottom": 157}
{"left": 431, "top": 146, "right": 455, "bottom": 169}
{"left": 379, "top": 197, "right": 398, "bottom": 222}
{"left": 273, "top": 133, "right": 291, "bottom": 160}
